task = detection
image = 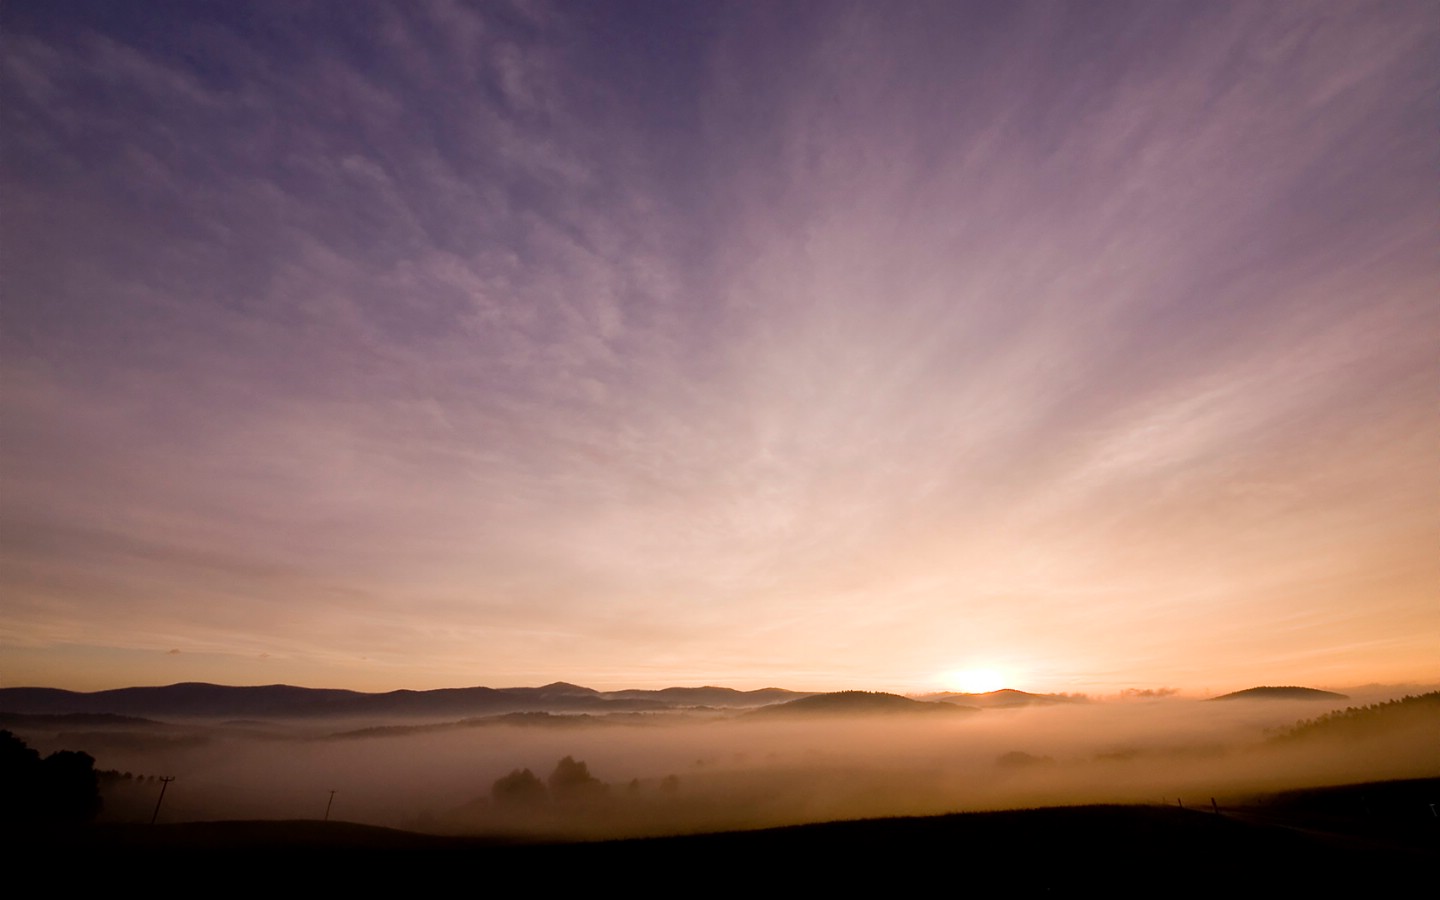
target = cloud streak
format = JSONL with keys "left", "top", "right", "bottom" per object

{"left": 2, "top": 2, "right": 1436, "bottom": 692}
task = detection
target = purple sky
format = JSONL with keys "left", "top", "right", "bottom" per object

{"left": 3, "top": 2, "right": 1436, "bottom": 694}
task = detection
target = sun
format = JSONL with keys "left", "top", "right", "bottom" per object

{"left": 943, "top": 668, "right": 1007, "bottom": 694}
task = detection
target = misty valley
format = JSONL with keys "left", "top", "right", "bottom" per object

{"left": 5, "top": 684, "right": 1436, "bottom": 842}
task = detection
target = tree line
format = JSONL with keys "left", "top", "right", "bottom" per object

{"left": 1, "top": 729, "right": 101, "bottom": 825}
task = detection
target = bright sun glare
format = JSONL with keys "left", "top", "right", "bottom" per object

{"left": 944, "top": 669, "right": 1007, "bottom": 693}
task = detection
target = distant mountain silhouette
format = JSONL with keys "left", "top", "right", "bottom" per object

{"left": 603, "top": 686, "right": 812, "bottom": 707}
{"left": 325, "top": 710, "right": 682, "bottom": 739}
{"left": 0, "top": 712, "right": 165, "bottom": 729}
{"left": 918, "top": 689, "right": 1085, "bottom": 709}
{"left": 747, "top": 691, "right": 972, "bottom": 717}
{"left": 0, "top": 681, "right": 810, "bottom": 719}
{"left": 1208, "top": 686, "right": 1349, "bottom": 702}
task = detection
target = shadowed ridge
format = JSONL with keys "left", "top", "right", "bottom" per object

{"left": 42, "top": 791, "right": 1435, "bottom": 892}
{"left": 601, "top": 686, "right": 813, "bottom": 707}
{"left": 1, "top": 682, "right": 820, "bottom": 718}
{"left": 0, "top": 712, "right": 166, "bottom": 729}
{"left": 0, "top": 683, "right": 365, "bottom": 717}
{"left": 535, "top": 682, "right": 600, "bottom": 694}
{"left": 916, "top": 689, "right": 1085, "bottom": 708}
{"left": 747, "top": 690, "right": 971, "bottom": 717}
{"left": 1209, "top": 686, "right": 1349, "bottom": 701}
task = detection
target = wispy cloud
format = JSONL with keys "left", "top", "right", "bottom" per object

{"left": 2, "top": 2, "right": 1435, "bottom": 692}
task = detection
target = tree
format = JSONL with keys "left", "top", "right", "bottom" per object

{"left": 1, "top": 730, "right": 101, "bottom": 824}
{"left": 491, "top": 768, "right": 547, "bottom": 807}
{"left": 547, "top": 755, "right": 605, "bottom": 802}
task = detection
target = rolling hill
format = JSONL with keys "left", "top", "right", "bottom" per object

{"left": 1209, "top": 686, "right": 1349, "bottom": 702}
{"left": 746, "top": 690, "right": 971, "bottom": 717}
{"left": 0, "top": 681, "right": 810, "bottom": 719}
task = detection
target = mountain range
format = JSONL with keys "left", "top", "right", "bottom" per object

{"left": 0, "top": 681, "right": 810, "bottom": 719}
{"left": 0, "top": 681, "right": 1347, "bottom": 720}
{"left": 0, "top": 682, "right": 1102, "bottom": 719}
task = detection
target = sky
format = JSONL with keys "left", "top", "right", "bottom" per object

{"left": 2, "top": 1, "right": 1436, "bottom": 695}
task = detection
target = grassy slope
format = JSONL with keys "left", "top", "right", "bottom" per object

{"left": 24, "top": 779, "right": 1437, "bottom": 893}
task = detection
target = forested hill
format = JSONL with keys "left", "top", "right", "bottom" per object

{"left": 1271, "top": 692, "right": 1440, "bottom": 742}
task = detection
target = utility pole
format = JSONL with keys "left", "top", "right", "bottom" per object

{"left": 324, "top": 790, "right": 337, "bottom": 822}
{"left": 150, "top": 776, "right": 175, "bottom": 825}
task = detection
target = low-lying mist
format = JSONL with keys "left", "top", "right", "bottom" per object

{"left": 19, "top": 690, "right": 1438, "bottom": 840}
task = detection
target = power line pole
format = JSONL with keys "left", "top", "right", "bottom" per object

{"left": 324, "top": 790, "right": 336, "bottom": 822}
{"left": 150, "top": 776, "right": 175, "bottom": 825}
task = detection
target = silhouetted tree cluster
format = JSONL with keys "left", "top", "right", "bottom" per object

{"left": 1, "top": 730, "right": 101, "bottom": 825}
{"left": 1272, "top": 692, "right": 1440, "bottom": 742}
{"left": 548, "top": 755, "right": 606, "bottom": 803}
{"left": 492, "top": 767, "right": 547, "bottom": 807}
{"left": 487, "top": 755, "right": 619, "bottom": 816}
{"left": 97, "top": 769, "right": 159, "bottom": 785}
{"left": 459, "top": 755, "right": 693, "bottom": 838}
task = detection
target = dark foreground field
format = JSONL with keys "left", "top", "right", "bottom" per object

{"left": 22, "top": 778, "right": 1437, "bottom": 893}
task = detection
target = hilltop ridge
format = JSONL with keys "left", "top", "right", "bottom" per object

{"left": 0, "top": 681, "right": 813, "bottom": 719}
{"left": 1209, "top": 686, "right": 1348, "bottom": 702}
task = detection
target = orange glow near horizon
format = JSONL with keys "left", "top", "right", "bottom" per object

{"left": 1, "top": 4, "right": 1437, "bottom": 697}
{"left": 942, "top": 670, "right": 1009, "bottom": 694}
